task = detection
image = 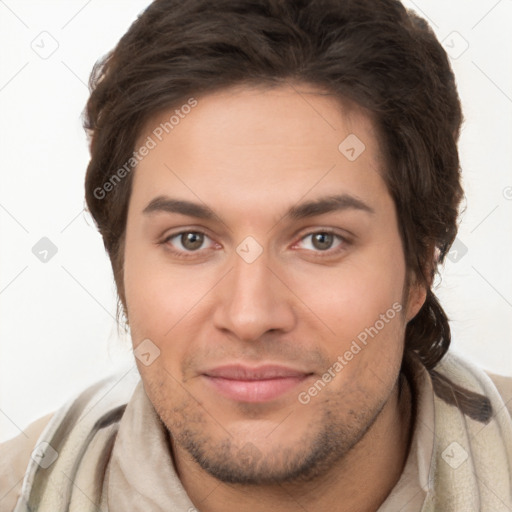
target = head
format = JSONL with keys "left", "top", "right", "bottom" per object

{"left": 84, "top": 0, "right": 463, "bottom": 484}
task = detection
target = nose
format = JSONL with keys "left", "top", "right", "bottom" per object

{"left": 212, "top": 250, "right": 296, "bottom": 342}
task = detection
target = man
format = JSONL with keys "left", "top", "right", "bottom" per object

{"left": 1, "top": 0, "right": 511, "bottom": 511}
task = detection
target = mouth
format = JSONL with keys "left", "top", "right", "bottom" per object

{"left": 202, "top": 364, "right": 314, "bottom": 403}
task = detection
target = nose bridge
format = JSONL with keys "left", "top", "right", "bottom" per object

{"left": 213, "top": 247, "right": 295, "bottom": 340}
{"left": 232, "top": 252, "right": 270, "bottom": 300}
{"left": 229, "top": 251, "right": 276, "bottom": 317}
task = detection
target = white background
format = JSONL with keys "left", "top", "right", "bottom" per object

{"left": 0, "top": 0, "right": 511, "bottom": 443}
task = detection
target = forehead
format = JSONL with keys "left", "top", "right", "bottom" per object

{"left": 131, "top": 83, "right": 389, "bottom": 215}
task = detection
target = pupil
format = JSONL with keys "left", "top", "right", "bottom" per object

{"left": 182, "top": 232, "right": 203, "bottom": 250}
{"left": 312, "top": 233, "right": 332, "bottom": 250}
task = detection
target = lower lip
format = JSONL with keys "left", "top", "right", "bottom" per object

{"left": 203, "top": 375, "right": 309, "bottom": 403}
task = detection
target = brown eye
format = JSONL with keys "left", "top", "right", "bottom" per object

{"left": 311, "top": 232, "right": 334, "bottom": 250}
{"left": 180, "top": 232, "right": 204, "bottom": 250}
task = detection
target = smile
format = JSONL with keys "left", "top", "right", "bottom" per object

{"left": 202, "top": 365, "right": 313, "bottom": 403}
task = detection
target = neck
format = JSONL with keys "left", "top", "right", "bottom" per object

{"left": 171, "top": 373, "right": 413, "bottom": 512}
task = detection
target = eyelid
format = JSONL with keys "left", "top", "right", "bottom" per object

{"left": 161, "top": 225, "right": 214, "bottom": 243}
{"left": 159, "top": 227, "right": 352, "bottom": 259}
{"left": 161, "top": 228, "right": 221, "bottom": 256}
{"left": 290, "top": 228, "right": 351, "bottom": 253}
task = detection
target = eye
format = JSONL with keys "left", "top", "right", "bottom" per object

{"left": 297, "top": 231, "right": 344, "bottom": 252}
{"left": 165, "top": 231, "right": 213, "bottom": 252}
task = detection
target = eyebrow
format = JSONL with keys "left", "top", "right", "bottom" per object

{"left": 142, "top": 193, "right": 374, "bottom": 220}
{"left": 287, "top": 194, "right": 375, "bottom": 219}
{"left": 143, "top": 197, "right": 216, "bottom": 219}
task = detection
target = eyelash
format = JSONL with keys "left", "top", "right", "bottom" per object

{"left": 160, "top": 231, "right": 217, "bottom": 259}
{"left": 160, "top": 229, "right": 350, "bottom": 259}
{"left": 292, "top": 230, "right": 347, "bottom": 255}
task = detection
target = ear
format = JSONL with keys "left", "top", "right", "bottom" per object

{"left": 405, "top": 244, "right": 436, "bottom": 322}
{"left": 405, "top": 279, "right": 427, "bottom": 322}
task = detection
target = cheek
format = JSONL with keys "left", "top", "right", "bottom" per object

{"left": 123, "top": 238, "right": 222, "bottom": 374}
{"left": 123, "top": 233, "right": 175, "bottom": 348}
{"left": 289, "top": 243, "right": 407, "bottom": 389}
{"left": 292, "top": 248, "right": 406, "bottom": 338}
{"left": 124, "top": 234, "right": 192, "bottom": 329}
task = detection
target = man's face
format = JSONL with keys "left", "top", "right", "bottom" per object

{"left": 123, "top": 84, "right": 423, "bottom": 484}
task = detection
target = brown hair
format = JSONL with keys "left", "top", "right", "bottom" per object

{"left": 84, "top": 0, "right": 463, "bottom": 372}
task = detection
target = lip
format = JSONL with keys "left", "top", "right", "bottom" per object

{"left": 202, "top": 364, "right": 312, "bottom": 403}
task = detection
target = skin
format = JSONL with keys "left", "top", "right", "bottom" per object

{"left": 123, "top": 83, "right": 426, "bottom": 512}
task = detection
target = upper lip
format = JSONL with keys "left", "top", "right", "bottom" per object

{"left": 203, "top": 364, "right": 311, "bottom": 380}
